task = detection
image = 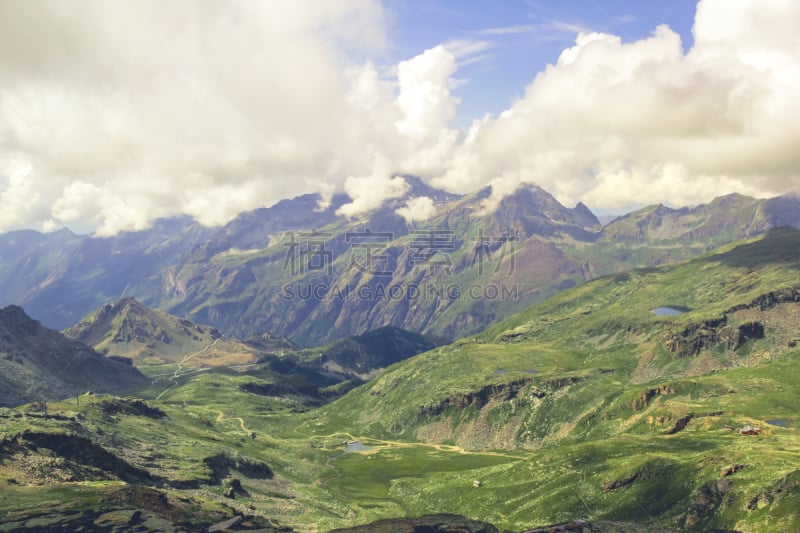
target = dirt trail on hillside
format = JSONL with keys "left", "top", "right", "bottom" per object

{"left": 359, "top": 439, "right": 521, "bottom": 460}
{"left": 154, "top": 339, "right": 220, "bottom": 400}
{"left": 214, "top": 409, "right": 250, "bottom": 434}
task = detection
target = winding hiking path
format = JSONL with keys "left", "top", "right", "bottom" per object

{"left": 155, "top": 338, "right": 220, "bottom": 400}
{"left": 214, "top": 409, "right": 251, "bottom": 434}
{"left": 352, "top": 438, "right": 522, "bottom": 460}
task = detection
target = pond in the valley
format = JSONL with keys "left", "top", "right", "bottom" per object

{"left": 766, "top": 419, "right": 792, "bottom": 428}
{"left": 651, "top": 306, "right": 689, "bottom": 316}
{"left": 344, "top": 441, "right": 372, "bottom": 452}
{"left": 332, "top": 440, "right": 373, "bottom": 460}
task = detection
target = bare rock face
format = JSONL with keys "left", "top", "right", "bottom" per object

{"left": 417, "top": 377, "right": 534, "bottom": 418}
{"left": 632, "top": 384, "right": 674, "bottom": 411}
{"left": 661, "top": 287, "right": 799, "bottom": 358}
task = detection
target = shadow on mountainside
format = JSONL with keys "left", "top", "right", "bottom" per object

{"left": 701, "top": 226, "right": 800, "bottom": 270}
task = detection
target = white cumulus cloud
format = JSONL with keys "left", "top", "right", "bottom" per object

{"left": 435, "top": 0, "right": 800, "bottom": 209}
{"left": 395, "top": 196, "right": 437, "bottom": 223}
{"left": 337, "top": 165, "right": 409, "bottom": 218}
{"left": 0, "top": 0, "right": 391, "bottom": 234}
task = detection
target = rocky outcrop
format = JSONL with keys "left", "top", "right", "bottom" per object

{"left": 665, "top": 413, "right": 694, "bottom": 435}
{"left": 632, "top": 385, "right": 674, "bottom": 411}
{"left": 417, "top": 378, "right": 534, "bottom": 418}
{"left": 727, "top": 287, "right": 800, "bottom": 313}
{"left": 1, "top": 431, "right": 153, "bottom": 484}
{"left": 107, "top": 485, "right": 290, "bottom": 532}
{"left": 603, "top": 472, "right": 640, "bottom": 492}
{"left": 663, "top": 318, "right": 727, "bottom": 357}
{"left": 109, "top": 485, "right": 171, "bottom": 515}
{"left": 544, "top": 376, "right": 584, "bottom": 389}
{"left": 521, "top": 519, "right": 593, "bottom": 532}
{"left": 98, "top": 398, "right": 166, "bottom": 419}
{"left": 746, "top": 470, "right": 799, "bottom": 511}
{"left": 664, "top": 316, "right": 766, "bottom": 357}
{"left": 416, "top": 375, "right": 585, "bottom": 419}
{"left": 663, "top": 287, "right": 798, "bottom": 357}
{"left": 202, "top": 453, "right": 273, "bottom": 485}
{"left": 720, "top": 464, "right": 746, "bottom": 478}
{"left": 329, "top": 513, "right": 499, "bottom": 533}
{"left": 723, "top": 322, "right": 765, "bottom": 350}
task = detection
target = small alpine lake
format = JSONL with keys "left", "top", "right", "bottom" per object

{"left": 651, "top": 306, "right": 690, "bottom": 316}
{"left": 766, "top": 419, "right": 792, "bottom": 428}
{"left": 331, "top": 440, "right": 373, "bottom": 460}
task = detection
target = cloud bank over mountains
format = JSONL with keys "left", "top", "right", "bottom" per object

{"left": 0, "top": 0, "right": 798, "bottom": 235}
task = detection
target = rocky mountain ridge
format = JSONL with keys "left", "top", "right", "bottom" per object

{"left": 2, "top": 180, "right": 799, "bottom": 345}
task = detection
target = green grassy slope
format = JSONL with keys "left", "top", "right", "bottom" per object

{"left": 300, "top": 227, "right": 800, "bottom": 530}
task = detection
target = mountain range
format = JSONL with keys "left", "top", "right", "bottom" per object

{"left": 2, "top": 178, "right": 799, "bottom": 347}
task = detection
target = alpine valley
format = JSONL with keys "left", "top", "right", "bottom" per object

{"left": 1, "top": 181, "right": 799, "bottom": 532}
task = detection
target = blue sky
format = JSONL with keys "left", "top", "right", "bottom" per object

{"left": 386, "top": 0, "right": 698, "bottom": 128}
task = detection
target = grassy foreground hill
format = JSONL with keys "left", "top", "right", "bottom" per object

{"left": 1, "top": 228, "right": 799, "bottom": 531}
